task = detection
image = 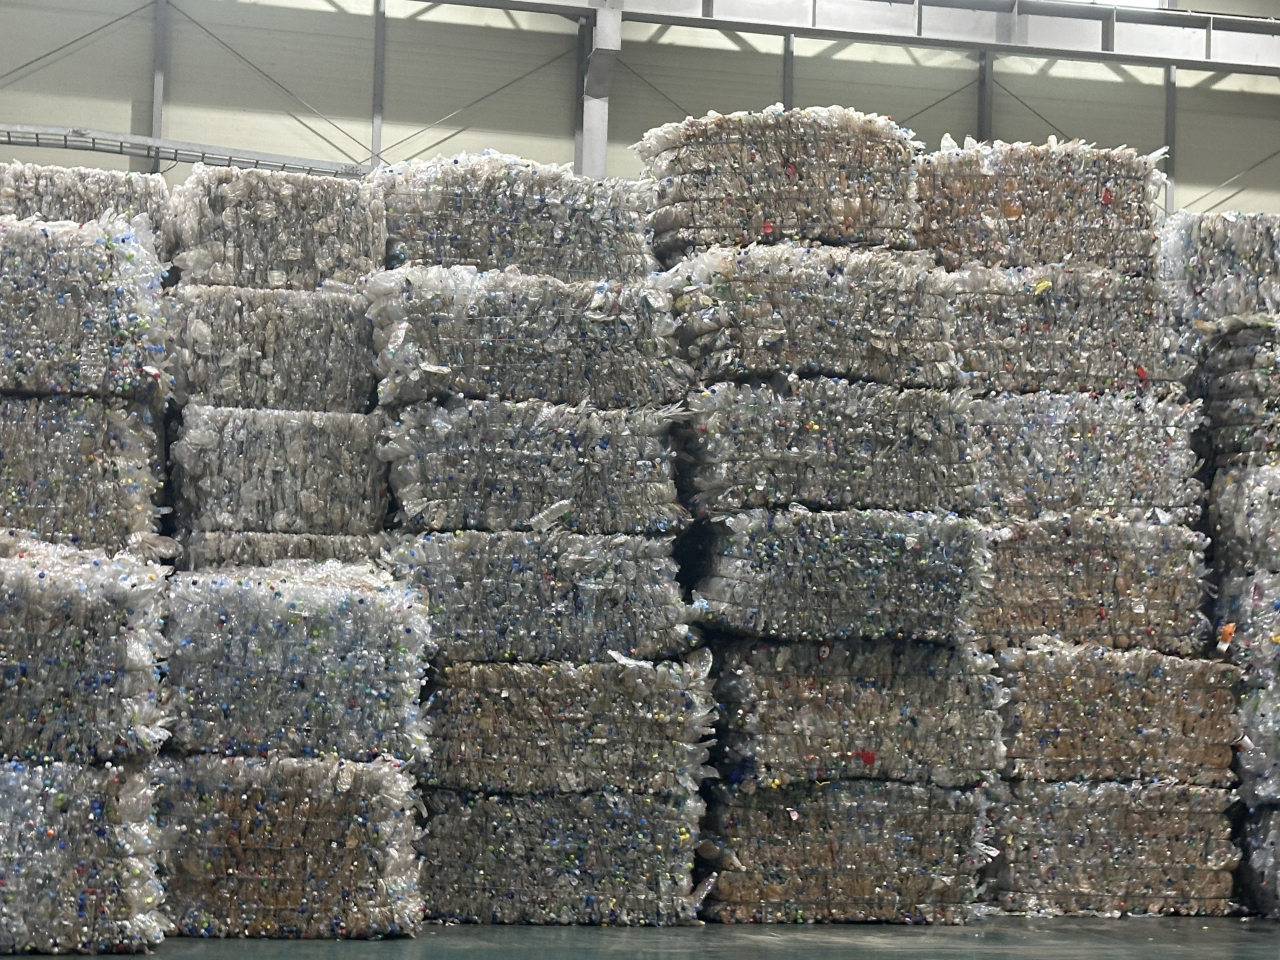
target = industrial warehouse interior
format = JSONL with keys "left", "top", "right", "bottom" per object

{"left": 2, "top": 0, "right": 1280, "bottom": 957}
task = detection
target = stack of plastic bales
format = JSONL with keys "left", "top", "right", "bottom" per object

{"left": 0, "top": 214, "right": 168, "bottom": 553}
{"left": 165, "top": 164, "right": 386, "bottom": 568}
{"left": 151, "top": 560, "right": 430, "bottom": 937}
{"left": 1, "top": 162, "right": 169, "bottom": 228}
{"left": 1176, "top": 212, "right": 1280, "bottom": 918}
{"left": 0, "top": 533, "right": 170, "bottom": 952}
{"left": 367, "top": 159, "right": 711, "bottom": 926}
{"left": 669, "top": 107, "right": 1228, "bottom": 921}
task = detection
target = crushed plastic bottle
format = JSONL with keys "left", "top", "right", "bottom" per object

{"left": 373, "top": 151, "right": 657, "bottom": 281}
{"left": 995, "top": 638, "right": 1241, "bottom": 786}
{"left": 0, "top": 534, "right": 169, "bottom": 763}
{"left": 917, "top": 137, "right": 1165, "bottom": 276}
{"left": 685, "top": 379, "right": 1203, "bottom": 520}
{"left": 419, "top": 790, "right": 704, "bottom": 925}
{"left": 978, "top": 780, "right": 1239, "bottom": 917}
{"left": 164, "top": 284, "right": 375, "bottom": 412}
{"left": 0, "top": 215, "right": 167, "bottom": 399}
{"left": 150, "top": 756, "right": 421, "bottom": 939}
{"left": 171, "top": 405, "right": 387, "bottom": 536}
{"left": 634, "top": 105, "right": 921, "bottom": 264}
{"left": 165, "top": 560, "right": 432, "bottom": 762}
{"left": 703, "top": 780, "right": 983, "bottom": 924}
{"left": 0, "top": 761, "right": 166, "bottom": 953}
{"left": 382, "top": 531, "right": 695, "bottom": 664}
{"left": 379, "top": 399, "right": 686, "bottom": 535}
{"left": 363, "top": 265, "right": 691, "bottom": 407}
{"left": 166, "top": 164, "right": 384, "bottom": 290}
{"left": 419, "top": 650, "right": 716, "bottom": 796}
{"left": 0, "top": 396, "right": 162, "bottom": 551}
{"left": 0, "top": 162, "right": 168, "bottom": 228}
{"left": 713, "top": 638, "right": 1005, "bottom": 789}
{"left": 692, "top": 506, "right": 988, "bottom": 644}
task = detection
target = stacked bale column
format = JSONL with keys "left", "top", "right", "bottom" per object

{"left": 367, "top": 158, "right": 709, "bottom": 925}
{"left": 920, "top": 137, "right": 1237, "bottom": 917}
{"left": 638, "top": 107, "right": 1003, "bottom": 924}
{"left": 1171, "top": 211, "right": 1280, "bottom": 919}
{"left": 0, "top": 204, "right": 170, "bottom": 951}
{"left": 157, "top": 165, "right": 421, "bottom": 938}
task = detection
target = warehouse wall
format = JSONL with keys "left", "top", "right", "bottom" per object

{"left": 0, "top": 0, "right": 1278, "bottom": 212}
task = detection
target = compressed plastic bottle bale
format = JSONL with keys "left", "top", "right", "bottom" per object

{"left": 996, "top": 639, "right": 1241, "bottom": 786}
{"left": 165, "top": 560, "right": 433, "bottom": 762}
{"left": 0, "top": 162, "right": 169, "bottom": 228}
{"left": 634, "top": 105, "right": 921, "bottom": 264}
{"left": 0, "top": 761, "right": 166, "bottom": 953}
{"left": 171, "top": 405, "right": 387, "bottom": 535}
{"left": 692, "top": 505, "right": 989, "bottom": 644}
{"left": 374, "top": 151, "right": 657, "bottom": 281}
{"left": 0, "top": 396, "right": 162, "bottom": 551}
{"left": 1161, "top": 211, "right": 1280, "bottom": 323}
{"left": 703, "top": 780, "right": 984, "bottom": 924}
{"left": 686, "top": 379, "right": 1203, "bottom": 520}
{"left": 364, "top": 265, "right": 691, "bottom": 407}
{"left": 973, "top": 513, "right": 1208, "bottom": 656}
{"left": 1196, "top": 314, "right": 1280, "bottom": 402}
{"left": 979, "top": 780, "right": 1239, "bottom": 917}
{"left": 383, "top": 531, "right": 696, "bottom": 665}
{"left": 420, "top": 649, "right": 715, "bottom": 796}
{"left": 946, "top": 262, "right": 1194, "bottom": 395}
{"left": 380, "top": 399, "right": 686, "bottom": 535}
{"left": 0, "top": 215, "right": 167, "bottom": 398}
{"left": 1241, "top": 806, "right": 1280, "bottom": 920}
{"left": 916, "top": 136, "right": 1164, "bottom": 276}
{"left": 179, "top": 531, "right": 382, "bottom": 570}
{"left": 151, "top": 755, "right": 421, "bottom": 939}
{"left": 1238, "top": 685, "right": 1280, "bottom": 807}
{"left": 1214, "top": 571, "right": 1280, "bottom": 687}
{"left": 419, "top": 790, "right": 704, "bottom": 925}
{"left": 0, "top": 534, "right": 169, "bottom": 763}
{"left": 164, "top": 285, "right": 374, "bottom": 412}
{"left": 166, "top": 164, "right": 384, "bottom": 290}
{"left": 714, "top": 638, "right": 1005, "bottom": 789}
{"left": 1208, "top": 465, "right": 1280, "bottom": 571}
{"left": 671, "top": 244, "right": 957, "bottom": 387}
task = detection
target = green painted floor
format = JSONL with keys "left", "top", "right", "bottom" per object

{"left": 155, "top": 918, "right": 1278, "bottom": 960}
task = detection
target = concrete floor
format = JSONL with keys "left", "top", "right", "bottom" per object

{"left": 155, "top": 917, "right": 1279, "bottom": 960}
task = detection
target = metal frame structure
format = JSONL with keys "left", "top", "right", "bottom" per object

{"left": 4, "top": 0, "right": 1280, "bottom": 186}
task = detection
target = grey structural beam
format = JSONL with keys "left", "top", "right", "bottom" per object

{"left": 782, "top": 33, "right": 795, "bottom": 111}
{"left": 977, "top": 49, "right": 994, "bottom": 142}
{"left": 1165, "top": 63, "right": 1177, "bottom": 214}
{"left": 442, "top": 0, "right": 1280, "bottom": 79}
{"left": 149, "top": 0, "right": 167, "bottom": 174}
{"left": 578, "top": 3, "right": 620, "bottom": 178}
{"left": 0, "top": 124, "right": 365, "bottom": 177}
{"left": 372, "top": 0, "right": 387, "bottom": 165}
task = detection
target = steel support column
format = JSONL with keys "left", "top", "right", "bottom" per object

{"left": 782, "top": 33, "right": 795, "bottom": 111}
{"left": 578, "top": 6, "right": 620, "bottom": 178}
{"left": 977, "top": 50, "right": 994, "bottom": 142}
{"left": 372, "top": 0, "right": 386, "bottom": 165}
{"left": 149, "top": 0, "right": 167, "bottom": 172}
{"left": 1165, "top": 63, "right": 1177, "bottom": 213}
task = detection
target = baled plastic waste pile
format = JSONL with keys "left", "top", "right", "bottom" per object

{"left": 0, "top": 162, "right": 168, "bottom": 227}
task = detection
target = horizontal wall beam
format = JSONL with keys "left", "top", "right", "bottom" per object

{"left": 0, "top": 124, "right": 365, "bottom": 177}
{"left": 441, "top": 0, "right": 1280, "bottom": 79}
